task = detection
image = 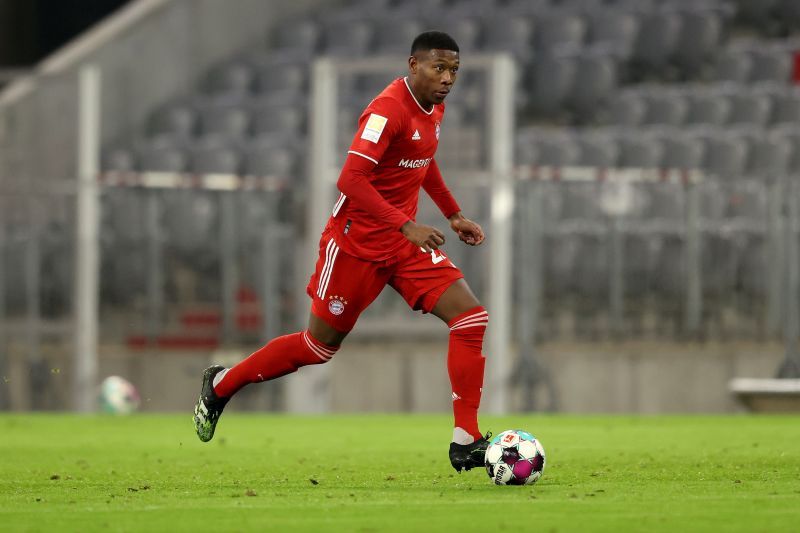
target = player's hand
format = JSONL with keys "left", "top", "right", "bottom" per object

{"left": 449, "top": 213, "right": 485, "bottom": 246}
{"left": 400, "top": 221, "right": 446, "bottom": 253}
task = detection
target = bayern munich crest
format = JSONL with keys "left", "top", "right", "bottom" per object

{"left": 435, "top": 121, "right": 441, "bottom": 140}
{"left": 328, "top": 295, "right": 348, "bottom": 315}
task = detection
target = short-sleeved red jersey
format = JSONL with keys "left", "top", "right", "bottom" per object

{"left": 325, "top": 77, "right": 449, "bottom": 261}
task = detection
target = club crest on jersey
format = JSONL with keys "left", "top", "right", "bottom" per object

{"left": 435, "top": 121, "right": 441, "bottom": 140}
{"left": 328, "top": 295, "right": 348, "bottom": 316}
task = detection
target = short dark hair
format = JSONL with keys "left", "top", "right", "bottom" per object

{"left": 410, "top": 31, "right": 459, "bottom": 56}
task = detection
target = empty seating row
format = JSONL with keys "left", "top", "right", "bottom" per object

{"left": 518, "top": 125, "right": 800, "bottom": 179}
{"left": 603, "top": 82, "right": 800, "bottom": 127}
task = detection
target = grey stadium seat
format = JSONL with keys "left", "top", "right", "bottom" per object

{"left": 726, "top": 93, "right": 772, "bottom": 126}
{"left": 702, "top": 133, "right": 750, "bottom": 179}
{"left": 616, "top": 134, "right": 664, "bottom": 168}
{"left": 746, "top": 131, "right": 792, "bottom": 178}
{"left": 149, "top": 102, "right": 197, "bottom": 140}
{"left": 672, "top": 9, "right": 723, "bottom": 77}
{"left": 606, "top": 92, "right": 646, "bottom": 126}
{"left": 533, "top": 132, "right": 580, "bottom": 167}
{"left": 748, "top": 48, "right": 793, "bottom": 83}
{"left": 253, "top": 57, "right": 307, "bottom": 95}
{"left": 439, "top": 15, "right": 482, "bottom": 53}
{"left": 322, "top": 15, "right": 374, "bottom": 56}
{"left": 643, "top": 92, "right": 689, "bottom": 126}
{"left": 372, "top": 17, "right": 423, "bottom": 55}
{"left": 534, "top": 11, "right": 587, "bottom": 51}
{"left": 567, "top": 48, "right": 618, "bottom": 117}
{"left": 528, "top": 53, "right": 577, "bottom": 117}
{"left": 206, "top": 62, "right": 254, "bottom": 97}
{"left": 271, "top": 18, "right": 320, "bottom": 57}
{"left": 137, "top": 137, "right": 188, "bottom": 172}
{"left": 197, "top": 100, "right": 250, "bottom": 141}
{"left": 482, "top": 14, "right": 535, "bottom": 62}
{"left": 684, "top": 88, "right": 731, "bottom": 126}
{"left": 632, "top": 9, "right": 682, "bottom": 72}
{"left": 586, "top": 9, "right": 639, "bottom": 59}
{"left": 250, "top": 102, "right": 305, "bottom": 137}
{"left": 658, "top": 129, "right": 706, "bottom": 170}
{"left": 575, "top": 130, "right": 620, "bottom": 167}
{"left": 189, "top": 139, "right": 241, "bottom": 174}
{"left": 103, "top": 147, "right": 137, "bottom": 172}
{"left": 771, "top": 89, "right": 800, "bottom": 125}
{"left": 242, "top": 139, "right": 296, "bottom": 177}
{"left": 711, "top": 49, "right": 753, "bottom": 83}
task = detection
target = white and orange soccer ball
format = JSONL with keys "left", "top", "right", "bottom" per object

{"left": 484, "top": 429, "right": 546, "bottom": 485}
{"left": 99, "top": 375, "right": 140, "bottom": 415}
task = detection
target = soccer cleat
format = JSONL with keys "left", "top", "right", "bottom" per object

{"left": 449, "top": 432, "right": 492, "bottom": 472}
{"left": 193, "top": 365, "right": 229, "bottom": 442}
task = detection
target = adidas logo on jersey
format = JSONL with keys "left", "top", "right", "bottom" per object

{"left": 411, "top": 129, "right": 421, "bottom": 141}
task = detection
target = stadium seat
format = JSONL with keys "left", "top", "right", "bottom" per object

{"left": 532, "top": 131, "right": 580, "bottom": 166}
{"left": 684, "top": 88, "right": 731, "bottom": 126}
{"left": 632, "top": 9, "right": 682, "bottom": 75}
{"left": 197, "top": 100, "right": 250, "bottom": 141}
{"left": 481, "top": 13, "right": 535, "bottom": 62}
{"left": 617, "top": 134, "right": 664, "bottom": 168}
{"left": 250, "top": 102, "right": 306, "bottom": 137}
{"left": 746, "top": 131, "right": 792, "bottom": 178}
{"left": 770, "top": 88, "right": 800, "bottom": 125}
{"left": 270, "top": 17, "right": 320, "bottom": 57}
{"left": 658, "top": 129, "right": 706, "bottom": 170}
{"left": 149, "top": 102, "right": 197, "bottom": 140}
{"left": 527, "top": 52, "right": 577, "bottom": 118}
{"left": 103, "top": 147, "right": 137, "bottom": 172}
{"left": 189, "top": 138, "right": 242, "bottom": 174}
{"left": 710, "top": 49, "right": 753, "bottom": 83}
{"left": 575, "top": 130, "right": 620, "bottom": 167}
{"left": 439, "top": 15, "right": 482, "bottom": 54}
{"left": 253, "top": 57, "right": 307, "bottom": 95}
{"left": 137, "top": 137, "right": 188, "bottom": 172}
{"left": 372, "top": 17, "right": 424, "bottom": 55}
{"left": 206, "top": 62, "right": 254, "bottom": 97}
{"left": 321, "top": 15, "right": 374, "bottom": 56}
{"left": 702, "top": 133, "right": 750, "bottom": 178}
{"left": 567, "top": 48, "right": 618, "bottom": 118}
{"left": 726, "top": 92, "right": 772, "bottom": 126}
{"left": 643, "top": 92, "right": 688, "bottom": 126}
{"left": 585, "top": 9, "right": 640, "bottom": 59}
{"left": 161, "top": 190, "right": 218, "bottom": 253}
{"left": 672, "top": 9, "right": 723, "bottom": 77}
{"left": 606, "top": 92, "right": 646, "bottom": 126}
{"left": 534, "top": 11, "right": 587, "bottom": 51}
{"left": 748, "top": 48, "right": 793, "bottom": 83}
{"left": 241, "top": 139, "right": 296, "bottom": 177}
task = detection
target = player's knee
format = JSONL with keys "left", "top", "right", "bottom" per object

{"left": 302, "top": 330, "right": 340, "bottom": 364}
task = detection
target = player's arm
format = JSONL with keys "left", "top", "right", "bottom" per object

{"left": 422, "top": 159, "right": 485, "bottom": 246}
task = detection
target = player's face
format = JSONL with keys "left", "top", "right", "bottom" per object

{"left": 409, "top": 49, "right": 459, "bottom": 107}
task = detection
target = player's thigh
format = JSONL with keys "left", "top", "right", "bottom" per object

{"left": 389, "top": 247, "right": 468, "bottom": 317}
{"left": 430, "top": 278, "right": 481, "bottom": 323}
{"left": 306, "top": 233, "right": 389, "bottom": 336}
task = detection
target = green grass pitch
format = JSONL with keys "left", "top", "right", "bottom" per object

{"left": 2, "top": 414, "right": 799, "bottom": 532}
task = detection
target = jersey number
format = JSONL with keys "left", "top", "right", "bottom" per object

{"left": 430, "top": 250, "right": 446, "bottom": 265}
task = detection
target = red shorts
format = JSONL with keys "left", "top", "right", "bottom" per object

{"left": 306, "top": 229, "right": 464, "bottom": 332}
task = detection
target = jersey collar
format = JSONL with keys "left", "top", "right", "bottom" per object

{"left": 403, "top": 77, "right": 434, "bottom": 115}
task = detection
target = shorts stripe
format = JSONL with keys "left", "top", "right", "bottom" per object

{"left": 317, "top": 239, "right": 339, "bottom": 300}
{"left": 332, "top": 193, "right": 346, "bottom": 217}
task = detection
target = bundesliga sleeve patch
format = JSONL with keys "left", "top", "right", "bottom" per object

{"left": 360, "top": 113, "right": 388, "bottom": 144}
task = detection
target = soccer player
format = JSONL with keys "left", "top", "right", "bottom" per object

{"left": 194, "top": 31, "right": 491, "bottom": 472}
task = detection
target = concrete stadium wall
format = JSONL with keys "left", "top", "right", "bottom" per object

{"left": 2, "top": 339, "right": 783, "bottom": 413}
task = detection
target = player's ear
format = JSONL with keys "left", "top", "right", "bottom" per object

{"left": 408, "top": 55, "right": 418, "bottom": 75}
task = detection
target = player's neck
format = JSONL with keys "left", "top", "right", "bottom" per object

{"left": 405, "top": 76, "right": 434, "bottom": 112}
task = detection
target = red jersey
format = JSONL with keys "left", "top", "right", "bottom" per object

{"left": 325, "top": 77, "right": 460, "bottom": 262}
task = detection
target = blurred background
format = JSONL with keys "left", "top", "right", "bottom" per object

{"left": 1, "top": 0, "right": 800, "bottom": 415}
